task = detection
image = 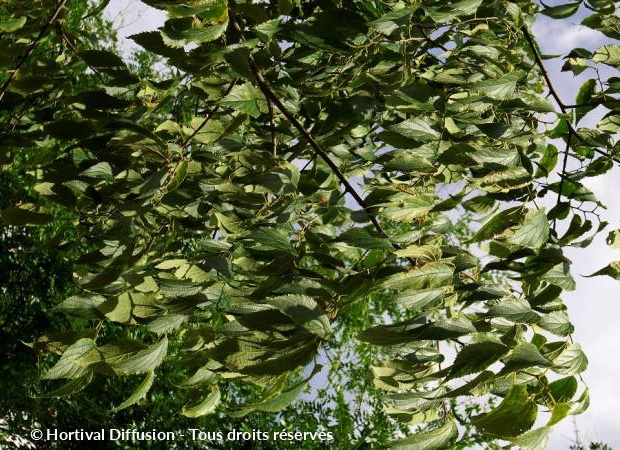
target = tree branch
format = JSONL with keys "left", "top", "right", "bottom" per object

{"left": 228, "top": 14, "right": 388, "bottom": 238}
{"left": 0, "top": 0, "right": 68, "bottom": 103}
{"left": 521, "top": 26, "right": 567, "bottom": 114}
{"left": 521, "top": 26, "right": 620, "bottom": 166}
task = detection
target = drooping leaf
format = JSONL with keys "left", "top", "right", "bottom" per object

{"left": 474, "top": 384, "right": 537, "bottom": 437}
{"left": 506, "top": 209, "right": 549, "bottom": 249}
{"left": 111, "top": 370, "right": 155, "bottom": 412}
{"left": 388, "top": 420, "right": 458, "bottom": 449}
{"left": 181, "top": 387, "right": 221, "bottom": 417}
{"left": 541, "top": 2, "right": 581, "bottom": 18}
{"left": 112, "top": 338, "right": 168, "bottom": 375}
{"left": 264, "top": 295, "right": 331, "bottom": 337}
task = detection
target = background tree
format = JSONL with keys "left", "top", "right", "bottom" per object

{"left": 1, "top": 0, "right": 619, "bottom": 449}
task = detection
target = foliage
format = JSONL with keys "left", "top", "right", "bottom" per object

{"left": 2, "top": 0, "right": 620, "bottom": 448}
{"left": 0, "top": 1, "right": 399, "bottom": 448}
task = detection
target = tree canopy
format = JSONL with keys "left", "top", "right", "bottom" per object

{"left": 1, "top": 0, "right": 619, "bottom": 448}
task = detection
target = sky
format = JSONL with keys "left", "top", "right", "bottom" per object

{"left": 104, "top": 2, "right": 620, "bottom": 448}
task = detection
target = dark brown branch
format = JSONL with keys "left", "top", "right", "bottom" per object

{"left": 228, "top": 14, "right": 388, "bottom": 238}
{"left": 253, "top": 66, "right": 387, "bottom": 236}
{"left": 0, "top": 0, "right": 68, "bottom": 103}
{"left": 521, "top": 26, "right": 567, "bottom": 113}
{"left": 267, "top": 98, "right": 277, "bottom": 158}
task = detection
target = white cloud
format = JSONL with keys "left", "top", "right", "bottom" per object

{"left": 532, "top": 13, "right": 609, "bottom": 55}
{"left": 104, "top": 0, "right": 165, "bottom": 54}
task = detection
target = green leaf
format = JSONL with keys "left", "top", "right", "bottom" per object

{"left": 571, "top": 388, "right": 590, "bottom": 415}
{"left": 380, "top": 195, "right": 435, "bottom": 222}
{"left": 111, "top": 370, "right": 155, "bottom": 412}
{"left": 448, "top": 341, "right": 509, "bottom": 379}
{"left": 182, "top": 387, "right": 221, "bottom": 417}
{"left": 0, "top": 16, "right": 27, "bottom": 32}
{"left": 112, "top": 338, "right": 168, "bottom": 375}
{"left": 541, "top": 263, "right": 576, "bottom": 291}
{"left": 81, "top": 162, "right": 114, "bottom": 182}
{"left": 264, "top": 295, "right": 331, "bottom": 337}
{"left": 254, "top": 379, "right": 308, "bottom": 413}
{"left": 470, "top": 207, "right": 523, "bottom": 242}
{"left": 471, "top": 148, "right": 520, "bottom": 167}
{"left": 475, "top": 72, "right": 523, "bottom": 100}
{"left": 381, "top": 263, "right": 454, "bottom": 291}
{"left": 78, "top": 50, "right": 127, "bottom": 71}
{"left": 547, "top": 402, "right": 571, "bottom": 426}
{"left": 180, "top": 367, "right": 218, "bottom": 388}
{"left": 538, "top": 310, "right": 574, "bottom": 336}
{"left": 38, "top": 372, "right": 93, "bottom": 398}
{"left": 593, "top": 44, "right": 620, "bottom": 67}
{"left": 574, "top": 79, "right": 597, "bottom": 124}
{"left": 541, "top": 2, "right": 580, "bottom": 18}
{"left": 392, "top": 288, "right": 444, "bottom": 311}
{"left": 552, "top": 343, "right": 588, "bottom": 375}
{"left": 42, "top": 338, "right": 96, "bottom": 380}
{"left": 426, "top": 0, "right": 483, "bottom": 23}
{"left": 1, "top": 205, "right": 53, "bottom": 226}
{"left": 536, "top": 144, "right": 558, "bottom": 177}
{"left": 502, "top": 342, "right": 552, "bottom": 373}
{"left": 55, "top": 295, "right": 106, "bottom": 319}
{"left": 510, "top": 427, "right": 551, "bottom": 450}
{"left": 416, "top": 317, "right": 476, "bottom": 340}
{"left": 388, "top": 420, "right": 458, "bottom": 449}
{"left": 146, "top": 314, "right": 187, "bottom": 335}
{"left": 394, "top": 245, "right": 442, "bottom": 261}
{"left": 161, "top": 19, "right": 228, "bottom": 47}
{"left": 506, "top": 209, "right": 549, "bottom": 249}
{"left": 473, "top": 167, "right": 532, "bottom": 193}
{"left": 221, "top": 83, "right": 266, "bottom": 118}
{"left": 255, "top": 19, "right": 281, "bottom": 41}
{"left": 338, "top": 227, "right": 393, "bottom": 250}
{"left": 585, "top": 261, "right": 620, "bottom": 280}
{"left": 232, "top": 375, "right": 313, "bottom": 417}
{"left": 129, "top": 32, "right": 185, "bottom": 58}
{"left": 166, "top": 160, "right": 188, "bottom": 191}
{"left": 488, "top": 298, "right": 540, "bottom": 323}
{"left": 474, "top": 384, "right": 537, "bottom": 437}
{"left": 389, "top": 118, "right": 440, "bottom": 142}
{"left": 549, "top": 376, "right": 578, "bottom": 403}
{"left": 462, "top": 195, "right": 496, "bottom": 213}
{"left": 183, "top": 117, "right": 223, "bottom": 144}
{"left": 606, "top": 229, "right": 620, "bottom": 248}
{"left": 582, "top": 13, "right": 620, "bottom": 40}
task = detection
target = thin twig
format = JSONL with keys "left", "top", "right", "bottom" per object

{"left": 160, "top": 79, "right": 238, "bottom": 188}
{"left": 521, "top": 26, "right": 620, "bottom": 166}
{"left": 0, "top": 0, "right": 68, "bottom": 103}
{"left": 180, "top": 78, "right": 238, "bottom": 151}
{"left": 267, "top": 98, "right": 277, "bottom": 157}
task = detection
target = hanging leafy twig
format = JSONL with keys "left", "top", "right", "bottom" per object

{"left": 0, "top": 0, "right": 68, "bottom": 103}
